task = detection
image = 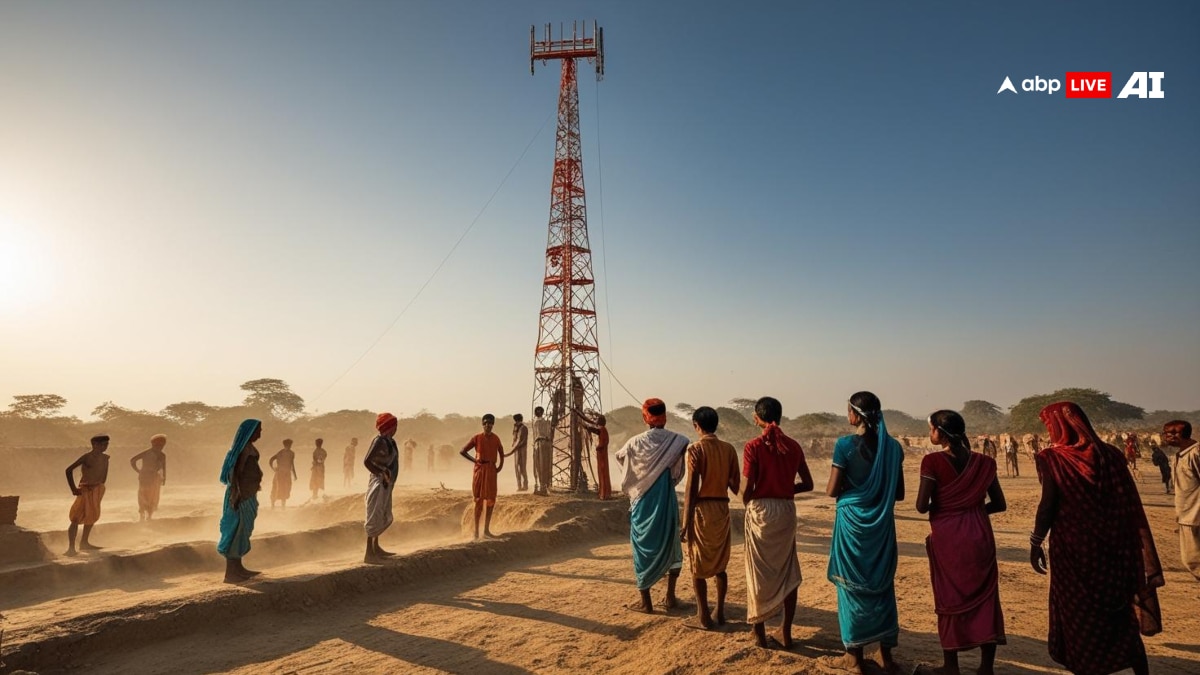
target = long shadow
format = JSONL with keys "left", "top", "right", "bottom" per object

{"left": 511, "top": 566, "right": 634, "bottom": 586}
{"left": 339, "top": 622, "right": 534, "bottom": 674}
{"left": 721, "top": 601, "right": 1197, "bottom": 675}
{"left": 432, "top": 596, "right": 642, "bottom": 641}
{"left": 796, "top": 533, "right": 1032, "bottom": 566}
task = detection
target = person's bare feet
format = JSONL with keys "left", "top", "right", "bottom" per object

{"left": 816, "top": 654, "right": 869, "bottom": 675}
{"left": 662, "top": 595, "right": 679, "bottom": 610}
{"left": 624, "top": 600, "right": 653, "bottom": 614}
{"left": 64, "top": 549, "right": 78, "bottom": 557}
{"left": 483, "top": 531, "right": 498, "bottom": 539}
{"left": 80, "top": 543, "right": 103, "bottom": 551}
{"left": 715, "top": 610, "right": 726, "bottom": 626}
{"left": 775, "top": 631, "right": 794, "bottom": 650}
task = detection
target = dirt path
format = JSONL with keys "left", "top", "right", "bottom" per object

{"left": 4, "top": 467, "right": 1199, "bottom": 674}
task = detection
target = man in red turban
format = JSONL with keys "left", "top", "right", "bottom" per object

{"left": 363, "top": 412, "right": 400, "bottom": 564}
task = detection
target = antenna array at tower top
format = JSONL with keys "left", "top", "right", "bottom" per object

{"left": 530, "top": 20, "right": 604, "bottom": 80}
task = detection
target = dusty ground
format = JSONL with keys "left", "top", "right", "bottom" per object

{"left": 1, "top": 461, "right": 1198, "bottom": 675}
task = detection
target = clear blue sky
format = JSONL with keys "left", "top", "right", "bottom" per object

{"left": 1, "top": 1, "right": 1197, "bottom": 421}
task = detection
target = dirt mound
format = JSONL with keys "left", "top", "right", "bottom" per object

{"left": 2, "top": 505, "right": 629, "bottom": 673}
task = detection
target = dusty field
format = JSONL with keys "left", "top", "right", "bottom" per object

{"left": 1, "top": 460, "right": 1197, "bottom": 675}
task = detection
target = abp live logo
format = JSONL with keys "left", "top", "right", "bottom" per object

{"left": 997, "top": 72, "right": 1165, "bottom": 98}
{"left": 1065, "top": 72, "right": 1163, "bottom": 98}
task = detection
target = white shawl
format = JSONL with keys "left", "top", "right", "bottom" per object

{"left": 616, "top": 427, "right": 688, "bottom": 507}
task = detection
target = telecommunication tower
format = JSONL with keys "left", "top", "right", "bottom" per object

{"left": 529, "top": 21, "right": 605, "bottom": 492}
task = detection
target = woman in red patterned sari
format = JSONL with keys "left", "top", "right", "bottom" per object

{"left": 1029, "top": 401, "right": 1163, "bottom": 675}
{"left": 916, "top": 410, "right": 1007, "bottom": 675}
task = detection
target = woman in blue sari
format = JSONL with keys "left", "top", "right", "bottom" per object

{"left": 825, "top": 391, "right": 906, "bottom": 674}
{"left": 217, "top": 419, "right": 264, "bottom": 583}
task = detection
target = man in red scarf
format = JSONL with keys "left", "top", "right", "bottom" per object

{"left": 1029, "top": 402, "right": 1163, "bottom": 675}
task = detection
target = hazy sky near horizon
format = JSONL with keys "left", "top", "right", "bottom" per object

{"left": 2, "top": 1, "right": 1198, "bottom": 423}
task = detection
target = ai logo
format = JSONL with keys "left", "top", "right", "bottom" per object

{"left": 996, "top": 72, "right": 1165, "bottom": 99}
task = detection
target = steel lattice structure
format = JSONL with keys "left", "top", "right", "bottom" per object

{"left": 529, "top": 21, "right": 605, "bottom": 491}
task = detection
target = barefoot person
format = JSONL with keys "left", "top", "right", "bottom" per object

{"left": 1030, "top": 402, "right": 1163, "bottom": 675}
{"left": 461, "top": 414, "right": 504, "bottom": 539}
{"left": 309, "top": 438, "right": 328, "bottom": 501}
{"left": 402, "top": 438, "right": 416, "bottom": 473}
{"left": 680, "top": 407, "right": 741, "bottom": 630}
{"left": 511, "top": 414, "right": 530, "bottom": 492}
{"left": 364, "top": 413, "right": 400, "bottom": 564}
{"left": 531, "top": 406, "right": 553, "bottom": 495}
{"left": 64, "top": 434, "right": 111, "bottom": 556}
{"left": 218, "top": 419, "right": 264, "bottom": 583}
{"left": 130, "top": 434, "right": 167, "bottom": 522}
{"left": 268, "top": 439, "right": 298, "bottom": 509}
{"left": 741, "top": 397, "right": 813, "bottom": 648}
{"left": 1163, "top": 420, "right": 1199, "bottom": 579}
{"left": 580, "top": 411, "right": 612, "bottom": 499}
{"left": 916, "top": 411, "right": 1007, "bottom": 675}
{"left": 826, "top": 391, "right": 906, "bottom": 674}
{"left": 616, "top": 398, "right": 689, "bottom": 613}
{"left": 343, "top": 437, "right": 358, "bottom": 488}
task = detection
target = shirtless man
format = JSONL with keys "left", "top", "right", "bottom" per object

{"left": 343, "top": 438, "right": 358, "bottom": 488}
{"left": 130, "top": 434, "right": 167, "bottom": 521}
{"left": 65, "top": 435, "right": 111, "bottom": 556}
{"left": 269, "top": 440, "right": 298, "bottom": 509}
{"left": 531, "top": 406, "right": 553, "bottom": 496}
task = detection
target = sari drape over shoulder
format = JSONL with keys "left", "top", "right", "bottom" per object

{"left": 924, "top": 452, "right": 1006, "bottom": 650}
{"left": 217, "top": 419, "right": 262, "bottom": 559}
{"left": 827, "top": 416, "right": 904, "bottom": 649}
{"left": 1036, "top": 402, "right": 1163, "bottom": 675}
{"left": 619, "top": 428, "right": 688, "bottom": 590}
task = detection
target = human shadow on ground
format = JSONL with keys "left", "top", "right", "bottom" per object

{"left": 339, "top": 622, "right": 534, "bottom": 675}
{"left": 432, "top": 596, "right": 642, "bottom": 641}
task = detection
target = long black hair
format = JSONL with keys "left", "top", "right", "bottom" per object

{"left": 929, "top": 409, "right": 972, "bottom": 458}
{"left": 849, "top": 390, "right": 883, "bottom": 447}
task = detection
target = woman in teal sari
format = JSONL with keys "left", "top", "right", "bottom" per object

{"left": 826, "top": 391, "right": 906, "bottom": 674}
{"left": 217, "top": 419, "right": 264, "bottom": 583}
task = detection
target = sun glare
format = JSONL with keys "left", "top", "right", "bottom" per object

{"left": 0, "top": 222, "right": 50, "bottom": 314}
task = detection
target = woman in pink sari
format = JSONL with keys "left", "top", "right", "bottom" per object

{"left": 916, "top": 410, "right": 1007, "bottom": 675}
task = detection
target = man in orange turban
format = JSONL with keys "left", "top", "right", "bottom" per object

{"left": 363, "top": 412, "right": 400, "bottom": 563}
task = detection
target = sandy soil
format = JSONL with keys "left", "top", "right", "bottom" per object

{"left": 2, "top": 462, "right": 1198, "bottom": 675}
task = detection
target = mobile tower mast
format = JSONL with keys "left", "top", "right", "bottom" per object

{"left": 529, "top": 21, "right": 605, "bottom": 491}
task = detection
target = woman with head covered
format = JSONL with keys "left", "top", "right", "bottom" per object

{"left": 217, "top": 419, "right": 264, "bottom": 583}
{"left": 617, "top": 398, "right": 689, "bottom": 613}
{"left": 363, "top": 412, "right": 400, "bottom": 564}
{"left": 1029, "top": 401, "right": 1162, "bottom": 675}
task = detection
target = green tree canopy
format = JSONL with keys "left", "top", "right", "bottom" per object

{"left": 1008, "top": 388, "right": 1145, "bottom": 434}
{"left": 728, "top": 398, "right": 757, "bottom": 416}
{"left": 240, "top": 378, "right": 306, "bottom": 420}
{"left": 7, "top": 394, "right": 68, "bottom": 419}
{"left": 960, "top": 400, "right": 1007, "bottom": 434}
{"left": 675, "top": 402, "right": 696, "bottom": 417}
{"left": 161, "top": 401, "right": 218, "bottom": 426}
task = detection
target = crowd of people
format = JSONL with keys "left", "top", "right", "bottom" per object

{"left": 55, "top": 395, "right": 1200, "bottom": 674}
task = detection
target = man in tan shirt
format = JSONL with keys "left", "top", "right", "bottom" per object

{"left": 1165, "top": 420, "right": 1200, "bottom": 579}
{"left": 681, "top": 406, "right": 740, "bottom": 629}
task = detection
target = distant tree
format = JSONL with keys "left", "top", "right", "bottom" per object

{"left": 675, "top": 402, "right": 696, "bottom": 417}
{"left": 91, "top": 401, "right": 144, "bottom": 422}
{"left": 7, "top": 394, "right": 68, "bottom": 419}
{"left": 161, "top": 401, "right": 218, "bottom": 426}
{"left": 728, "top": 398, "right": 757, "bottom": 416}
{"left": 960, "top": 400, "right": 1007, "bottom": 434}
{"left": 240, "top": 378, "right": 306, "bottom": 420}
{"left": 1008, "top": 388, "right": 1145, "bottom": 434}
{"left": 713, "top": 407, "right": 753, "bottom": 433}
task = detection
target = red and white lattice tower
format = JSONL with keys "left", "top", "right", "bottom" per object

{"left": 529, "top": 21, "right": 604, "bottom": 491}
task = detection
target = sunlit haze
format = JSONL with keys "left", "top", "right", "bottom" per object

{"left": 2, "top": 1, "right": 1198, "bottom": 422}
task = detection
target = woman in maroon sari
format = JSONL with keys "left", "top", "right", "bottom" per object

{"left": 1030, "top": 401, "right": 1163, "bottom": 675}
{"left": 916, "top": 410, "right": 1007, "bottom": 675}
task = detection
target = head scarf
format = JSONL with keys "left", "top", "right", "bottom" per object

{"left": 1039, "top": 401, "right": 1106, "bottom": 453}
{"left": 218, "top": 419, "right": 261, "bottom": 485}
{"left": 761, "top": 422, "right": 789, "bottom": 454}
{"left": 642, "top": 398, "right": 667, "bottom": 427}
{"left": 376, "top": 412, "right": 398, "bottom": 434}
